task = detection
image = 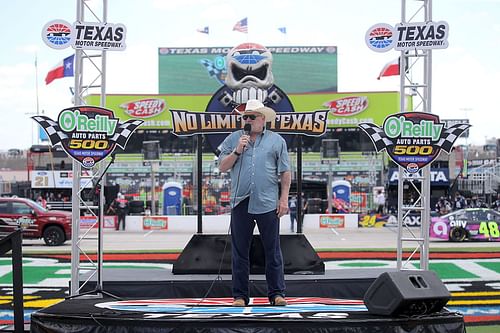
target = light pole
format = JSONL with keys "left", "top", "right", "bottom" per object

{"left": 143, "top": 140, "right": 160, "bottom": 215}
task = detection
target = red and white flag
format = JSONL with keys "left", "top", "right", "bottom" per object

{"left": 233, "top": 17, "right": 248, "bottom": 33}
{"left": 377, "top": 58, "right": 400, "bottom": 80}
{"left": 45, "top": 54, "right": 74, "bottom": 85}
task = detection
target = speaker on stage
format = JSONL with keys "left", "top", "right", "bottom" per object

{"left": 172, "top": 234, "right": 324, "bottom": 275}
{"left": 363, "top": 270, "right": 450, "bottom": 316}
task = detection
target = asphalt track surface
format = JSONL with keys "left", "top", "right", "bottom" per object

{"left": 0, "top": 227, "right": 500, "bottom": 332}
{"left": 21, "top": 226, "right": 500, "bottom": 252}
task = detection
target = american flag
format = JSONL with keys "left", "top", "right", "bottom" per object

{"left": 233, "top": 17, "right": 248, "bottom": 33}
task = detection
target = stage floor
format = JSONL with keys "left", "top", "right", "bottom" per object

{"left": 30, "top": 267, "right": 466, "bottom": 332}
{"left": 30, "top": 296, "right": 465, "bottom": 333}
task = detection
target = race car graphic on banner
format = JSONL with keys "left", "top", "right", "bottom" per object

{"left": 431, "top": 208, "right": 500, "bottom": 242}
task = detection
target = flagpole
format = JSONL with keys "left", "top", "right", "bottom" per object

{"left": 34, "top": 54, "right": 40, "bottom": 145}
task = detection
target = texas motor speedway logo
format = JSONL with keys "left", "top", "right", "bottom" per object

{"left": 42, "top": 20, "right": 127, "bottom": 51}
{"left": 365, "top": 21, "right": 449, "bottom": 52}
{"left": 95, "top": 297, "right": 366, "bottom": 319}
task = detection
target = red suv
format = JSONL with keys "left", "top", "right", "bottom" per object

{"left": 0, "top": 197, "right": 72, "bottom": 246}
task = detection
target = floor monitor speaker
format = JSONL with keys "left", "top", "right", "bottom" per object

{"left": 364, "top": 270, "right": 450, "bottom": 316}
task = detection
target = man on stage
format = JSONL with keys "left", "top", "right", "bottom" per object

{"left": 218, "top": 99, "right": 291, "bottom": 307}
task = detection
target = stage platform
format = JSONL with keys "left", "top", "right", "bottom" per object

{"left": 30, "top": 234, "right": 465, "bottom": 332}
{"left": 29, "top": 268, "right": 465, "bottom": 333}
{"left": 30, "top": 296, "right": 464, "bottom": 333}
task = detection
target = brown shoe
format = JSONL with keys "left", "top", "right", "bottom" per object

{"left": 232, "top": 298, "right": 246, "bottom": 307}
{"left": 272, "top": 296, "right": 287, "bottom": 306}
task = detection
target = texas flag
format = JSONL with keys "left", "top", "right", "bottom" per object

{"left": 377, "top": 58, "right": 400, "bottom": 80}
{"left": 45, "top": 54, "right": 74, "bottom": 85}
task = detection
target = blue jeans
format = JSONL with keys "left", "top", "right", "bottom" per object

{"left": 231, "top": 197, "right": 285, "bottom": 304}
{"left": 290, "top": 212, "right": 297, "bottom": 232}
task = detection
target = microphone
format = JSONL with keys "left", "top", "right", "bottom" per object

{"left": 240, "top": 123, "right": 252, "bottom": 152}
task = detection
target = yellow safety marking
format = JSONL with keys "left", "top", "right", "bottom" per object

{"left": 448, "top": 299, "right": 500, "bottom": 305}
{"left": 451, "top": 291, "right": 500, "bottom": 297}
{"left": 24, "top": 298, "right": 64, "bottom": 308}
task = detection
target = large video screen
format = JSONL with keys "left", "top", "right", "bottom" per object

{"left": 158, "top": 46, "right": 338, "bottom": 94}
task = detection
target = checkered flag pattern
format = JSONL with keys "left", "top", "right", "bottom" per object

{"left": 358, "top": 123, "right": 394, "bottom": 152}
{"left": 32, "top": 115, "right": 68, "bottom": 145}
{"left": 437, "top": 123, "right": 471, "bottom": 153}
{"left": 110, "top": 119, "right": 143, "bottom": 148}
{"left": 200, "top": 59, "right": 219, "bottom": 78}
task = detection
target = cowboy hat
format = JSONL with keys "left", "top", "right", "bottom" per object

{"left": 239, "top": 99, "right": 276, "bottom": 122}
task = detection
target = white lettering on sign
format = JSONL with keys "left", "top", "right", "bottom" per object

{"left": 389, "top": 170, "right": 448, "bottom": 183}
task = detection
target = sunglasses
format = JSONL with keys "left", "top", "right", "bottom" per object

{"left": 242, "top": 114, "right": 259, "bottom": 120}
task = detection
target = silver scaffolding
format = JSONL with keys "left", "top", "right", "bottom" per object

{"left": 70, "top": 0, "right": 109, "bottom": 296}
{"left": 396, "top": 0, "right": 433, "bottom": 271}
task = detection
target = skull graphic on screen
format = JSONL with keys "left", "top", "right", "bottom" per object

{"left": 225, "top": 43, "right": 274, "bottom": 104}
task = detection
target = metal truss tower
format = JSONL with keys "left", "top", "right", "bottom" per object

{"left": 396, "top": 0, "right": 433, "bottom": 270}
{"left": 70, "top": 0, "right": 109, "bottom": 296}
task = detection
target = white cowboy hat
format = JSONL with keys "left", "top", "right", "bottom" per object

{"left": 239, "top": 99, "right": 276, "bottom": 122}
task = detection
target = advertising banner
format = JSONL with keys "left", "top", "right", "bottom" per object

{"left": 32, "top": 106, "right": 143, "bottom": 168}
{"left": 86, "top": 91, "right": 403, "bottom": 130}
{"left": 143, "top": 216, "right": 168, "bottom": 230}
{"left": 80, "top": 215, "right": 117, "bottom": 229}
{"left": 42, "top": 19, "right": 127, "bottom": 51}
{"left": 319, "top": 215, "right": 345, "bottom": 228}
{"left": 359, "top": 112, "right": 470, "bottom": 173}
{"left": 30, "top": 170, "right": 93, "bottom": 189}
{"left": 388, "top": 168, "right": 450, "bottom": 185}
{"left": 365, "top": 21, "right": 449, "bottom": 53}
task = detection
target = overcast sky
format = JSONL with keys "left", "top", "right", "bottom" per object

{"left": 1, "top": 0, "right": 498, "bottom": 151}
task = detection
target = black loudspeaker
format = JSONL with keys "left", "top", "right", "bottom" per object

{"left": 128, "top": 200, "right": 145, "bottom": 215}
{"left": 321, "top": 139, "right": 339, "bottom": 159}
{"left": 364, "top": 270, "right": 450, "bottom": 316}
{"left": 172, "top": 234, "right": 324, "bottom": 275}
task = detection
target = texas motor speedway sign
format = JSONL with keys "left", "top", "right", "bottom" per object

{"left": 365, "top": 21, "right": 449, "bottom": 52}
{"left": 42, "top": 19, "right": 127, "bottom": 51}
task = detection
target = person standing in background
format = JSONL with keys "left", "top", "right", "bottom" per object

{"left": 114, "top": 193, "right": 129, "bottom": 231}
{"left": 375, "top": 190, "right": 385, "bottom": 214}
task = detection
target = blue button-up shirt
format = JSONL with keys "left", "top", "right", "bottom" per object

{"left": 218, "top": 129, "right": 290, "bottom": 214}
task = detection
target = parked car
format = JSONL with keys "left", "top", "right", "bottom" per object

{"left": 0, "top": 197, "right": 71, "bottom": 246}
{"left": 430, "top": 208, "right": 500, "bottom": 242}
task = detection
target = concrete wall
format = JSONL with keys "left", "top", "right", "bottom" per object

{"left": 124, "top": 214, "right": 358, "bottom": 233}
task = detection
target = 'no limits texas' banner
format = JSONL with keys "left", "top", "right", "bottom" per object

{"left": 170, "top": 110, "right": 328, "bottom": 137}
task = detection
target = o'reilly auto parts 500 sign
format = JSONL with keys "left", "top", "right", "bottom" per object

{"left": 359, "top": 112, "right": 470, "bottom": 173}
{"left": 32, "top": 106, "right": 142, "bottom": 168}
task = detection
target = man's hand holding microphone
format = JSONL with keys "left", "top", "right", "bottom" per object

{"left": 234, "top": 124, "right": 252, "bottom": 155}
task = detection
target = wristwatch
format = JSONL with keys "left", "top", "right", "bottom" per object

{"left": 233, "top": 149, "right": 241, "bottom": 156}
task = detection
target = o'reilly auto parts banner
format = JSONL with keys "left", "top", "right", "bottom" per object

{"left": 359, "top": 112, "right": 470, "bottom": 173}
